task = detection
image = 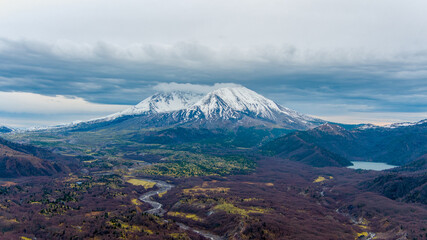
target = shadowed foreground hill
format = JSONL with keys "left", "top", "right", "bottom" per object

{"left": 359, "top": 154, "right": 427, "bottom": 205}
{"left": 361, "top": 172, "right": 427, "bottom": 205}
{"left": 0, "top": 137, "right": 75, "bottom": 178}
{"left": 262, "top": 130, "right": 351, "bottom": 167}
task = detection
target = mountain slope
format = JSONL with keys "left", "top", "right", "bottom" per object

{"left": 96, "top": 91, "right": 203, "bottom": 122}
{"left": 262, "top": 131, "right": 352, "bottom": 167}
{"left": 172, "top": 87, "right": 323, "bottom": 129}
{"left": 394, "top": 154, "right": 427, "bottom": 172}
{"left": 0, "top": 137, "right": 74, "bottom": 177}
{"left": 194, "top": 87, "right": 305, "bottom": 120}
{"left": 361, "top": 172, "right": 427, "bottom": 204}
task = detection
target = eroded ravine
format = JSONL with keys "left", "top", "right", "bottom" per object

{"left": 138, "top": 179, "right": 223, "bottom": 240}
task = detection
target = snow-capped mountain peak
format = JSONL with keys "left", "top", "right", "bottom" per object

{"left": 187, "top": 86, "right": 319, "bottom": 125}
{"left": 192, "top": 87, "right": 282, "bottom": 120}
{"left": 97, "top": 91, "right": 203, "bottom": 122}
{"left": 127, "top": 91, "right": 202, "bottom": 114}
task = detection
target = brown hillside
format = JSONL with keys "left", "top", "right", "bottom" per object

{"left": 0, "top": 138, "right": 72, "bottom": 178}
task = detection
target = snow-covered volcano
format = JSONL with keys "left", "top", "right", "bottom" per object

{"left": 192, "top": 87, "right": 314, "bottom": 121}
{"left": 168, "top": 86, "right": 323, "bottom": 129}
{"left": 33, "top": 86, "right": 325, "bottom": 131}
{"left": 194, "top": 87, "right": 287, "bottom": 120}
{"left": 95, "top": 91, "right": 203, "bottom": 122}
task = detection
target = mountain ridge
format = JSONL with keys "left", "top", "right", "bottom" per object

{"left": 0, "top": 125, "right": 13, "bottom": 133}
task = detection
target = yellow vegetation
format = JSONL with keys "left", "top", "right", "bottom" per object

{"left": 183, "top": 186, "right": 229, "bottom": 196}
{"left": 83, "top": 159, "right": 98, "bottom": 163}
{"left": 313, "top": 176, "right": 326, "bottom": 183}
{"left": 360, "top": 218, "right": 369, "bottom": 225}
{"left": 313, "top": 176, "right": 333, "bottom": 183}
{"left": 241, "top": 181, "right": 274, "bottom": 187}
{"left": 213, "top": 203, "right": 268, "bottom": 217}
{"left": 169, "top": 232, "right": 190, "bottom": 239}
{"left": 130, "top": 225, "right": 143, "bottom": 232}
{"left": 356, "top": 232, "right": 369, "bottom": 239}
{"left": 356, "top": 218, "right": 370, "bottom": 230}
{"left": 126, "top": 179, "right": 156, "bottom": 189}
{"left": 167, "top": 211, "right": 203, "bottom": 221}
{"left": 158, "top": 191, "right": 167, "bottom": 198}
{"left": 131, "top": 198, "right": 142, "bottom": 206}
{"left": 107, "top": 220, "right": 148, "bottom": 233}
{"left": 20, "top": 237, "right": 32, "bottom": 240}
{"left": 354, "top": 219, "right": 371, "bottom": 239}
{"left": 243, "top": 198, "right": 262, "bottom": 202}
{"left": 0, "top": 216, "right": 19, "bottom": 224}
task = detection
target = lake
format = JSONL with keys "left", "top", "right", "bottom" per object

{"left": 348, "top": 161, "right": 397, "bottom": 171}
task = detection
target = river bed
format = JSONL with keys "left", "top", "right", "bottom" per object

{"left": 138, "top": 179, "right": 223, "bottom": 240}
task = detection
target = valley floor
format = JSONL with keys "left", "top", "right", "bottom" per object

{"left": 1, "top": 155, "right": 425, "bottom": 240}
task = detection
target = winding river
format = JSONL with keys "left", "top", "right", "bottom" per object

{"left": 138, "top": 179, "right": 173, "bottom": 216}
{"left": 138, "top": 179, "right": 223, "bottom": 240}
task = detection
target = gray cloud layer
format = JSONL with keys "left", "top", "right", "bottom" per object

{"left": 1, "top": 38, "right": 426, "bottom": 109}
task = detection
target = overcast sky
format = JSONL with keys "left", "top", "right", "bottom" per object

{"left": 1, "top": 0, "right": 427, "bottom": 127}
